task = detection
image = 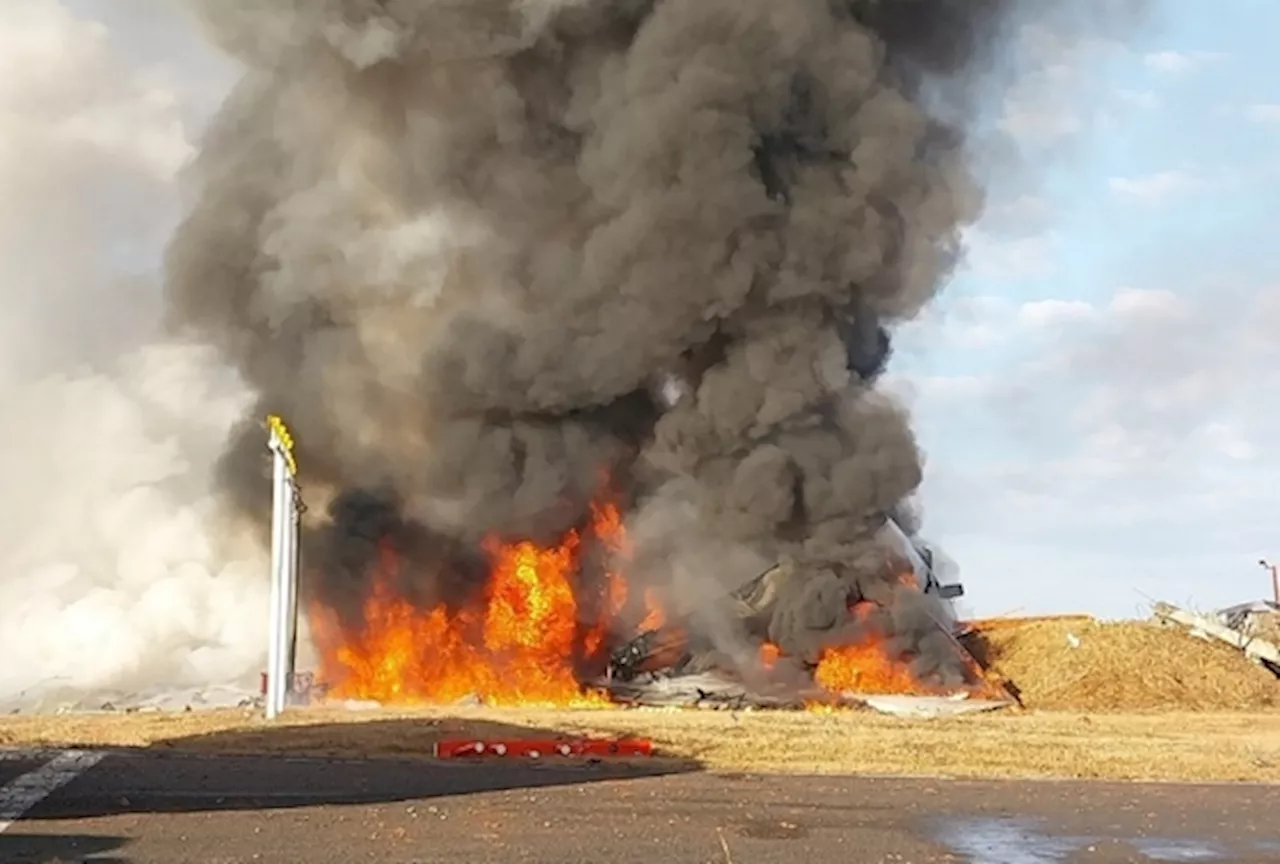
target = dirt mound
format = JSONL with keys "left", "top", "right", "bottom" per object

{"left": 964, "top": 618, "right": 1279, "bottom": 712}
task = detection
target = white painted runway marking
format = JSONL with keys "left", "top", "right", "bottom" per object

{"left": 0, "top": 749, "right": 104, "bottom": 833}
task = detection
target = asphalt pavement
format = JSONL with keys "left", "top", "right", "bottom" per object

{"left": 1, "top": 747, "right": 1278, "bottom": 863}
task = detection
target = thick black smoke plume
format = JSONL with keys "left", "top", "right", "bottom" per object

{"left": 166, "top": 0, "right": 1023, "bottom": 680}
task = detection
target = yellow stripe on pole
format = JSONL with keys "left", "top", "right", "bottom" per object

{"left": 266, "top": 414, "right": 298, "bottom": 477}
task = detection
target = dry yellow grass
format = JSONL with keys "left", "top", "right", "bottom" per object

{"left": 3, "top": 618, "right": 1275, "bottom": 783}
{"left": 2, "top": 705, "right": 1278, "bottom": 783}
{"left": 967, "top": 618, "right": 1279, "bottom": 712}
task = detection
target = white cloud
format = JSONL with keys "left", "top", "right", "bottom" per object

{"left": 961, "top": 229, "right": 1056, "bottom": 280}
{"left": 1142, "top": 50, "right": 1224, "bottom": 75}
{"left": 898, "top": 28, "right": 1274, "bottom": 618}
{"left": 999, "top": 83, "right": 1083, "bottom": 149}
{"left": 994, "top": 24, "right": 1128, "bottom": 150}
{"left": 982, "top": 194, "right": 1055, "bottom": 237}
{"left": 895, "top": 294, "right": 1015, "bottom": 355}
{"left": 947, "top": 295, "right": 1014, "bottom": 343}
{"left": 1106, "top": 286, "right": 1184, "bottom": 317}
{"left": 914, "top": 375, "right": 992, "bottom": 402}
{"left": 1201, "top": 423, "right": 1257, "bottom": 461}
{"left": 909, "top": 280, "right": 1280, "bottom": 615}
{"left": 1108, "top": 170, "right": 1200, "bottom": 204}
{"left": 1114, "top": 88, "right": 1160, "bottom": 110}
{"left": 1246, "top": 103, "right": 1280, "bottom": 124}
{"left": 880, "top": 373, "right": 992, "bottom": 410}
{"left": 1016, "top": 299, "right": 1095, "bottom": 329}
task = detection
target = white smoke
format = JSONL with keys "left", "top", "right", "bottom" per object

{"left": 0, "top": 0, "right": 266, "bottom": 705}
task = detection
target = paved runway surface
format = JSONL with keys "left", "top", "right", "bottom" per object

{"left": 2, "top": 748, "right": 1278, "bottom": 863}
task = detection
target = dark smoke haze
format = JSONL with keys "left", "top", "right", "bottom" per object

{"left": 162, "top": 0, "right": 1120, "bottom": 681}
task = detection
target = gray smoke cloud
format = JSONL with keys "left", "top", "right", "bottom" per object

{"left": 164, "top": 0, "right": 1114, "bottom": 685}
{"left": 0, "top": 0, "right": 266, "bottom": 709}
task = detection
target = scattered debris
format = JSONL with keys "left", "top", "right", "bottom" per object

{"left": 1216, "top": 600, "right": 1280, "bottom": 648}
{"left": 602, "top": 561, "right": 1012, "bottom": 715}
{"left": 434, "top": 737, "right": 653, "bottom": 759}
{"left": 0, "top": 683, "right": 264, "bottom": 716}
{"left": 12, "top": 601, "right": 1274, "bottom": 720}
{"left": 259, "top": 671, "right": 327, "bottom": 706}
{"left": 1152, "top": 602, "right": 1280, "bottom": 676}
{"left": 854, "top": 694, "right": 1011, "bottom": 719}
{"left": 599, "top": 671, "right": 1016, "bottom": 717}
{"left": 602, "top": 671, "right": 851, "bottom": 711}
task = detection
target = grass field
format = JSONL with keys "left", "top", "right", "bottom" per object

{"left": 3, "top": 705, "right": 1278, "bottom": 783}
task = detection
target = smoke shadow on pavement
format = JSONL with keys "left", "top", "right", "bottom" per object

{"left": 21, "top": 716, "right": 702, "bottom": 821}
{"left": 0, "top": 833, "right": 130, "bottom": 864}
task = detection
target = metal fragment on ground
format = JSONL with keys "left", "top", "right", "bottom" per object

{"left": 434, "top": 737, "right": 653, "bottom": 759}
{"left": 853, "top": 694, "right": 1014, "bottom": 718}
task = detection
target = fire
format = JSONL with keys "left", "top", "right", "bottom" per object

{"left": 638, "top": 588, "right": 666, "bottom": 631}
{"left": 759, "top": 641, "right": 780, "bottom": 670}
{"left": 312, "top": 500, "right": 635, "bottom": 707}
{"left": 811, "top": 599, "right": 1009, "bottom": 700}
{"left": 805, "top": 569, "right": 941, "bottom": 697}
{"left": 812, "top": 599, "right": 936, "bottom": 696}
{"left": 813, "top": 639, "right": 935, "bottom": 696}
{"left": 311, "top": 505, "right": 1005, "bottom": 708}
{"left": 578, "top": 496, "right": 664, "bottom": 656}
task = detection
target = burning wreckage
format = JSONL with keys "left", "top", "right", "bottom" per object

{"left": 298, "top": 485, "right": 1012, "bottom": 714}
{"left": 601, "top": 515, "right": 1008, "bottom": 711}
{"left": 297, "top": 366, "right": 1013, "bottom": 715}
{"left": 167, "top": 1, "right": 1028, "bottom": 716}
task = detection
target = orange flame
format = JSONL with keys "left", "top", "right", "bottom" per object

{"left": 311, "top": 501, "right": 636, "bottom": 707}
{"left": 637, "top": 588, "right": 666, "bottom": 631}
{"left": 812, "top": 598, "right": 1009, "bottom": 700}
{"left": 759, "top": 642, "right": 781, "bottom": 670}
{"left": 311, "top": 510, "right": 1004, "bottom": 708}
{"left": 812, "top": 601, "right": 927, "bottom": 694}
{"left": 813, "top": 640, "right": 936, "bottom": 696}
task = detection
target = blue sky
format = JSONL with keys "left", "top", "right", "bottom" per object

{"left": 891, "top": 1, "right": 1280, "bottom": 616}
{"left": 10, "top": 0, "right": 1279, "bottom": 622}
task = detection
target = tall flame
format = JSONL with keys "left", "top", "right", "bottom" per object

{"left": 812, "top": 599, "right": 1008, "bottom": 700}
{"left": 814, "top": 640, "right": 934, "bottom": 695}
{"left": 310, "top": 502, "right": 633, "bottom": 707}
{"left": 311, "top": 513, "right": 1002, "bottom": 708}
{"left": 812, "top": 601, "right": 932, "bottom": 696}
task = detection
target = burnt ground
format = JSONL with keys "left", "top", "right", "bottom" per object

{"left": 1, "top": 748, "right": 1279, "bottom": 864}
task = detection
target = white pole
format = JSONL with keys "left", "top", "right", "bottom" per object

{"left": 265, "top": 415, "right": 301, "bottom": 720}
{"left": 274, "top": 477, "right": 293, "bottom": 715}
{"left": 280, "top": 476, "right": 298, "bottom": 702}
{"left": 265, "top": 429, "right": 289, "bottom": 719}
{"left": 286, "top": 479, "right": 301, "bottom": 690}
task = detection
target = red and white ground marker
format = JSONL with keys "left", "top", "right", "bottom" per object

{"left": 433, "top": 737, "right": 653, "bottom": 759}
